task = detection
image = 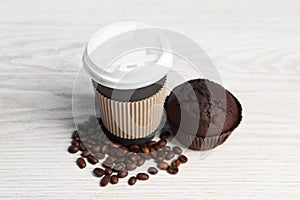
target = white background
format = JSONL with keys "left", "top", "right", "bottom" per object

{"left": 0, "top": 0, "right": 299, "bottom": 199}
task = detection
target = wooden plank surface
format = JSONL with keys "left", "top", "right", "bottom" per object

{"left": 0, "top": 0, "right": 299, "bottom": 199}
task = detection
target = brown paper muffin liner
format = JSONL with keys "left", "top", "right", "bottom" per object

{"left": 170, "top": 121, "right": 233, "bottom": 151}
{"left": 95, "top": 82, "right": 166, "bottom": 140}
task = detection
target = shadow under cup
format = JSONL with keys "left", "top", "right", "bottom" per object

{"left": 92, "top": 76, "right": 167, "bottom": 146}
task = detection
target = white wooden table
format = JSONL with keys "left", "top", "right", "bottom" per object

{"left": 0, "top": 0, "right": 299, "bottom": 199}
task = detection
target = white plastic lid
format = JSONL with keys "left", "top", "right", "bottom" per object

{"left": 82, "top": 22, "right": 173, "bottom": 90}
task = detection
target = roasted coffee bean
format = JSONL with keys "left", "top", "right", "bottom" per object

{"left": 128, "top": 144, "right": 140, "bottom": 152}
{"left": 128, "top": 154, "right": 139, "bottom": 162}
{"left": 173, "top": 146, "right": 183, "bottom": 155}
{"left": 136, "top": 173, "right": 149, "bottom": 180}
{"left": 164, "top": 146, "right": 171, "bottom": 152}
{"left": 110, "top": 175, "right": 119, "bottom": 184}
{"left": 72, "top": 130, "right": 79, "bottom": 139}
{"left": 159, "top": 130, "right": 171, "bottom": 139}
{"left": 71, "top": 140, "right": 80, "bottom": 147}
{"left": 68, "top": 145, "right": 79, "bottom": 154}
{"left": 178, "top": 155, "right": 188, "bottom": 163}
{"left": 79, "top": 143, "right": 87, "bottom": 151}
{"left": 80, "top": 135, "right": 88, "bottom": 142}
{"left": 148, "top": 167, "right": 158, "bottom": 175}
{"left": 115, "top": 149, "right": 127, "bottom": 157}
{"left": 102, "top": 161, "right": 114, "bottom": 168}
{"left": 109, "top": 142, "right": 122, "bottom": 148}
{"left": 140, "top": 146, "right": 150, "bottom": 154}
{"left": 101, "top": 144, "right": 108, "bottom": 154}
{"left": 115, "top": 157, "right": 126, "bottom": 164}
{"left": 87, "top": 155, "right": 99, "bottom": 165}
{"left": 125, "top": 163, "right": 137, "bottom": 171}
{"left": 167, "top": 165, "right": 179, "bottom": 175}
{"left": 157, "top": 150, "right": 166, "bottom": 157}
{"left": 81, "top": 150, "right": 92, "bottom": 158}
{"left": 94, "top": 152, "right": 105, "bottom": 159}
{"left": 156, "top": 156, "right": 164, "bottom": 162}
{"left": 117, "top": 171, "right": 128, "bottom": 178}
{"left": 157, "top": 139, "right": 167, "bottom": 148}
{"left": 151, "top": 150, "right": 158, "bottom": 159}
{"left": 119, "top": 146, "right": 128, "bottom": 152}
{"left": 93, "top": 168, "right": 105, "bottom": 177}
{"left": 157, "top": 161, "right": 169, "bottom": 170}
{"left": 100, "top": 175, "right": 110, "bottom": 187}
{"left": 113, "top": 163, "right": 125, "bottom": 172}
{"left": 165, "top": 151, "right": 175, "bottom": 160}
{"left": 76, "top": 158, "right": 86, "bottom": 169}
{"left": 137, "top": 158, "right": 145, "bottom": 166}
{"left": 105, "top": 168, "right": 113, "bottom": 175}
{"left": 171, "top": 159, "right": 181, "bottom": 167}
{"left": 92, "top": 144, "right": 101, "bottom": 153}
{"left": 153, "top": 144, "right": 161, "bottom": 151}
{"left": 147, "top": 141, "right": 157, "bottom": 147}
{"left": 128, "top": 177, "right": 137, "bottom": 186}
{"left": 141, "top": 153, "right": 152, "bottom": 160}
{"left": 106, "top": 156, "right": 116, "bottom": 163}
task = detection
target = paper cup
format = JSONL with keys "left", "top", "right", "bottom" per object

{"left": 82, "top": 22, "right": 172, "bottom": 144}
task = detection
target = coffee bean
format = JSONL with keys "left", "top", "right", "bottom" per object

{"left": 148, "top": 167, "right": 158, "bottom": 175}
{"left": 81, "top": 150, "right": 92, "bottom": 158}
{"left": 136, "top": 173, "right": 149, "bottom": 180}
{"left": 102, "top": 161, "right": 114, "bottom": 168}
{"left": 93, "top": 168, "right": 105, "bottom": 177}
{"left": 87, "top": 155, "right": 99, "bottom": 165}
{"left": 141, "top": 153, "right": 152, "bottom": 160}
{"left": 157, "top": 150, "right": 166, "bottom": 157}
{"left": 157, "top": 139, "right": 167, "bottom": 148}
{"left": 137, "top": 158, "right": 145, "bottom": 166}
{"left": 72, "top": 130, "right": 79, "bottom": 139}
{"left": 167, "top": 165, "right": 179, "bottom": 175}
{"left": 101, "top": 144, "right": 108, "bottom": 154}
{"left": 100, "top": 175, "right": 110, "bottom": 187}
{"left": 157, "top": 161, "right": 169, "bottom": 170}
{"left": 68, "top": 145, "right": 79, "bottom": 154}
{"left": 156, "top": 156, "right": 164, "bottom": 162}
{"left": 128, "top": 177, "right": 137, "bottom": 186}
{"left": 159, "top": 130, "right": 171, "bottom": 139}
{"left": 173, "top": 146, "right": 183, "bottom": 155}
{"left": 171, "top": 159, "right": 181, "bottom": 167}
{"left": 151, "top": 150, "right": 158, "bottom": 159}
{"left": 110, "top": 175, "right": 119, "bottom": 184}
{"left": 76, "top": 158, "right": 86, "bottom": 169}
{"left": 71, "top": 140, "right": 80, "bottom": 147}
{"left": 105, "top": 168, "right": 113, "bottom": 175}
{"left": 178, "top": 155, "right": 188, "bottom": 163}
{"left": 113, "top": 163, "right": 125, "bottom": 172}
{"left": 140, "top": 146, "right": 150, "bottom": 154}
{"left": 164, "top": 146, "right": 171, "bottom": 152}
{"left": 117, "top": 171, "right": 128, "bottom": 178}
{"left": 128, "top": 144, "right": 140, "bottom": 152}
{"left": 125, "top": 163, "right": 137, "bottom": 171}
{"left": 94, "top": 152, "right": 105, "bottom": 159}
{"left": 92, "top": 144, "right": 101, "bottom": 153}
{"left": 80, "top": 135, "right": 88, "bottom": 143}
{"left": 147, "top": 141, "right": 157, "bottom": 147}
{"left": 115, "top": 157, "right": 126, "bottom": 164}
{"left": 109, "top": 142, "right": 122, "bottom": 148}
{"left": 128, "top": 154, "right": 139, "bottom": 162}
{"left": 79, "top": 143, "right": 87, "bottom": 151}
{"left": 106, "top": 156, "right": 116, "bottom": 163}
{"left": 165, "top": 151, "right": 175, "bottom": 160}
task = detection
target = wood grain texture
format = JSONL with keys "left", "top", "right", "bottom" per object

{"left": 0, "top": 0, "right": 299, "bottom": 199}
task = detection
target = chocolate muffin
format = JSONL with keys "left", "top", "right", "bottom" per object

{"left": 165, "top": 79, "right": 242, "bottom": 150}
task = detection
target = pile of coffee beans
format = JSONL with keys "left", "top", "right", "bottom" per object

{"left": 68, "top": 116, "right": 188, "bottom": 187}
